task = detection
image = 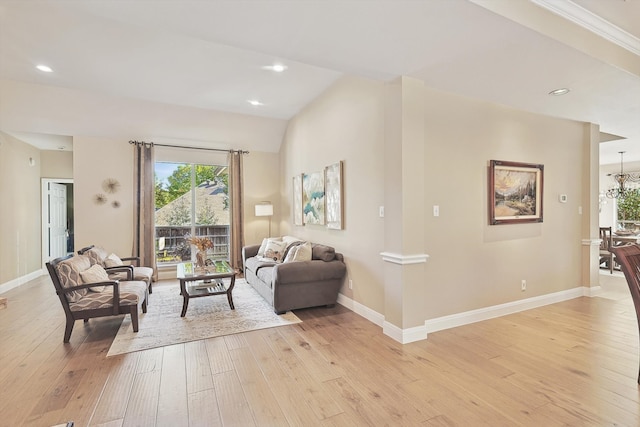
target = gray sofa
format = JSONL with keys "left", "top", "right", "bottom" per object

{"left": 242, "top": 241, "right": 347, "bottom": 314}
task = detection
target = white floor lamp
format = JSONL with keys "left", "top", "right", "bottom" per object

{"left": 255, "top": 201, "right": 274, "bottom": 237}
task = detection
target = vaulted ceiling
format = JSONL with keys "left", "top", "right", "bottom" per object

{"left": 0, "top": 0, "right": 638, "bottom": 164}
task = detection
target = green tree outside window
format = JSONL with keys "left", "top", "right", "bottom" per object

{"left": 617, "top": 189, "right": 640, "bottom": 227}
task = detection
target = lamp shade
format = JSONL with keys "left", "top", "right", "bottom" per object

{"left": 255, "top": 203, "right": 273, "bottom": 217}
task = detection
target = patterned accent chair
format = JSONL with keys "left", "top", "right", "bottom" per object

{"left": 78, "top": 245, "right": 154, "bottom": 294}
{"left": 46, "top": 254, "right": 148, "bottom": 343}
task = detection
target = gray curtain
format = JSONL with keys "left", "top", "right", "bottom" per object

{"left": 228, "top": 150, "right": 245, "bottom": 271}
{"left": 133, "top": 141, "right": 157, "bottom": 280}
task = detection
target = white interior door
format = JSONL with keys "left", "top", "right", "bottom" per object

{"left": 48, "top": 182, "right": 68, "bottom": 260}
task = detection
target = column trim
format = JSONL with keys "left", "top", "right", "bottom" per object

{"left": 380, "top": 252, "right": 429, "bottom": 265}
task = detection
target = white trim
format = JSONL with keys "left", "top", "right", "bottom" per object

{"left": 339, "top": 286, "right": 589, "bottom": 344}
{"left": 0, "top": 269, "right": 44, "bottom": 294}
{"left": 425, "top": 286, "right": 586, "bottom": 334}
{"left": 585, "top": 285, "right": 602, "bottom": 297}
{"left": 531, "top": 0, "right": 640, "bottom": 55}
{"left": 380, "top": 252, "right": 429, "bottom": 265}
{"left": 383, "top": 321, "right": 427, "bottom": 344}
{"left": 337, "top": 293, "right": 384, "bottom": 327}
{"left": 582, "top": 238, "right": 601, "bottom": 246}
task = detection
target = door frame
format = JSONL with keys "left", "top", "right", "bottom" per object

{"left": 41, "top": 178, "right": 73, "bottom": 270}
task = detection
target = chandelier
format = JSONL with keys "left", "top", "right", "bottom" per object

{"left": 605, "top": 151, "right": 640, "bottom": 199}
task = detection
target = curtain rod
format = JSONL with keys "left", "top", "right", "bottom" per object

{"left": 129, "top": 140, "right": 249, "bottom": 154}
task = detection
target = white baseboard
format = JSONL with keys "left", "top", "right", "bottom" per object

{"left": 337, "top": 293, "right": 384, "bottom": 327}
{"left": 0, "top": 269, "right": 44, "bottom": 294}
{"left": 338, "top": 286, "right": 588, "bottom": 344}
{"left": 424, "top": 286, "right": 586, "bottom": 335}
{"left": 585, "top": 285, "right": 602, "bottom": 297}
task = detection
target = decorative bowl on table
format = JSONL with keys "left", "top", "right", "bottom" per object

{"left": 614, "top": 230, "right": 635, "bottom": 236}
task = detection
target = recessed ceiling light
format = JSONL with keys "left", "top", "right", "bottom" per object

{"left": 261, "top": 63, "right": 287, "bottom": 72}
{"left": 549, "top": 88, "right": 570, "bottom": 96}
{"left": 248, "top": 99, "right": 264, "bottom": 106}
{"left": 36, "top": 64, "right": 53, "bottom": 73}
{"left": 57, "top": 146, "right": 66, "bottom": 150}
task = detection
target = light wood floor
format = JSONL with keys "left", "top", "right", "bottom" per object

{"left": 1, "top": 274, "right": 639, "bottom": 427}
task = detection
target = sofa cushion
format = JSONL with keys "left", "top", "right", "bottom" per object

{"left": 56, "top": 255, "right": 92, "bottom": 303}
{"left": 245, "top": 257, "right": 276, "bottom": 273}
{"left": 80, "top": 264, "right": 109, "bottom": 292}
{"left": 105, "top": 253, "right": 124, "bottom": 267}
{"left": 311, "top": 244, "right": 336, "bottom": 262}
{"left": 68, "top": 280, "right": 147, "bottom": 312}
{"left": 256, "top": 266, "right": 274, "bottom": 287}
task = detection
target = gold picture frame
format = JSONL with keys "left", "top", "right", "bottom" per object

{"left": 489, "top": 160, "right": 543, "bottom": 225}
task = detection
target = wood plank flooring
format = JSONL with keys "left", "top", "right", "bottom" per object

{"left": 1, "top": 274, "right": 639, "bottom": 426}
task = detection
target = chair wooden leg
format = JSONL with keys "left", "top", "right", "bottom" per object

{"left": 130, "top": 306, "right": 139, "bottom": 332}
{"left": 63, "top": 318, "right": 75, "bottom": 343}
{"left": 142, "top": 296, "right": 147, "bottom": 314}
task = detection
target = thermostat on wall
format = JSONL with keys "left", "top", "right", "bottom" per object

{"left": 559, "top": 194, "right": 568, "bottom": 203}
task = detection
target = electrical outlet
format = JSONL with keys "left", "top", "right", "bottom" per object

{"left": 349, "top": 279, "right": 353, "bottom": 289}
{"left": 521, "top": 280, "right": 527, "bottom": 291}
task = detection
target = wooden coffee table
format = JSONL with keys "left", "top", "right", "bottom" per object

{"left": 176, "top": 261, "right": 237, "bottom": 317}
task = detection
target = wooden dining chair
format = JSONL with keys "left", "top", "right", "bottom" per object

{"left": 609, "top": 244, "right": 640, "bottom": 383}
{"left": 599, "top": 227, "right": 615, "bottom": 274}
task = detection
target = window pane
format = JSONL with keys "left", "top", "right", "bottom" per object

{"left": 154, "top": 162, "right": 230, "bottom": 265}
{"left": 194, "top": 165, "right": 229, "bottom": 260}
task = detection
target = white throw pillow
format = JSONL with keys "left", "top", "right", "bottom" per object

{"left": 283, "top": 245, "right": 299, "bottom": 263}
{"left": 80, "top": 264, "right": 110, "bottom": 292}
{"left": 283, "top": 241, "right": 312, "bottom": 263}
{"left": 104, "top": 253, "right": 124, "bottom": 267}
{"left": 257, "top": 238, "right": 269, "bottom": 257}
{"left": 263, "top": 239, "right": 287, "bottom": 262}
{"left": 293, "top": 241, "right": 312, "bottom": 262}
{"left": 257, "top": 237, "right": 282, "bottom": 257}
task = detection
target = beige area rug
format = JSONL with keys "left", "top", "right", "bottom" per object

{"left": 107, "top": 279, "right": 301, "bottom": 356}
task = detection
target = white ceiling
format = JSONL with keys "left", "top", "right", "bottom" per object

{"left": 0, "top": 0, "right": 638, "bottom": 163}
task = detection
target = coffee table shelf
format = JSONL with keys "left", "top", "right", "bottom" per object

{"left": 177, "top": 261, "right": 237, "bottom": 317}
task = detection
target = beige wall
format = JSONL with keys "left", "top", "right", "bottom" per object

{"left": 73, "top": 136, "right": 135, "bottom": 256}
{"left": 280, "top": 76, "right": 387, "bottom": 312}
{"left": 278, "top": 75, "right": 588, "bottom": 329}
{"left": 420, "top": 87, "right": 584, "bottom": 320}
{"left": 244, "top": 151, "right": 281, "bottom": 245}
{"left": 41, "top": 150, "right": 73, "bottom": 179}
{"left": 0, "top": 132, "right": 42, "bottom": 285}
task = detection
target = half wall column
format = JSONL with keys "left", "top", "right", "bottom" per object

{"left": 581, "top": 123, "right": 601, "bottom": 292}
{"left": 381, "top": 76, "right": 429, "bottom": 343}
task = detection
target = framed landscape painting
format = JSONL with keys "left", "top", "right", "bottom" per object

{"left": 293, "top": 174, "right": 303, "bottom": 226}
{"left": 303, "top": 171, "right": 325, "bottom": 225}
{"left": 325, "top": 161, "right": 344, "bottom": 229}
{"left": 489, "top": 160, "right": 543, "bottom": 225}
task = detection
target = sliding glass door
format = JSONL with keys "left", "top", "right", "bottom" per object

{"left": 154, "top": 162, "right": 229, "bottom": 266}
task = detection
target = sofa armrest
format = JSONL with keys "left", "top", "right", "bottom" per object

{"left": 242, "top": 245, "right": 261, "bottom": 271}
{"left": 273, "top": 260, "right": 346, "bottom": 284}
{"left": 120, "top": 256, "right": 140, "bottom": 266}
{"left": 105, "top": 265, "right": 134, "bottom": 280}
